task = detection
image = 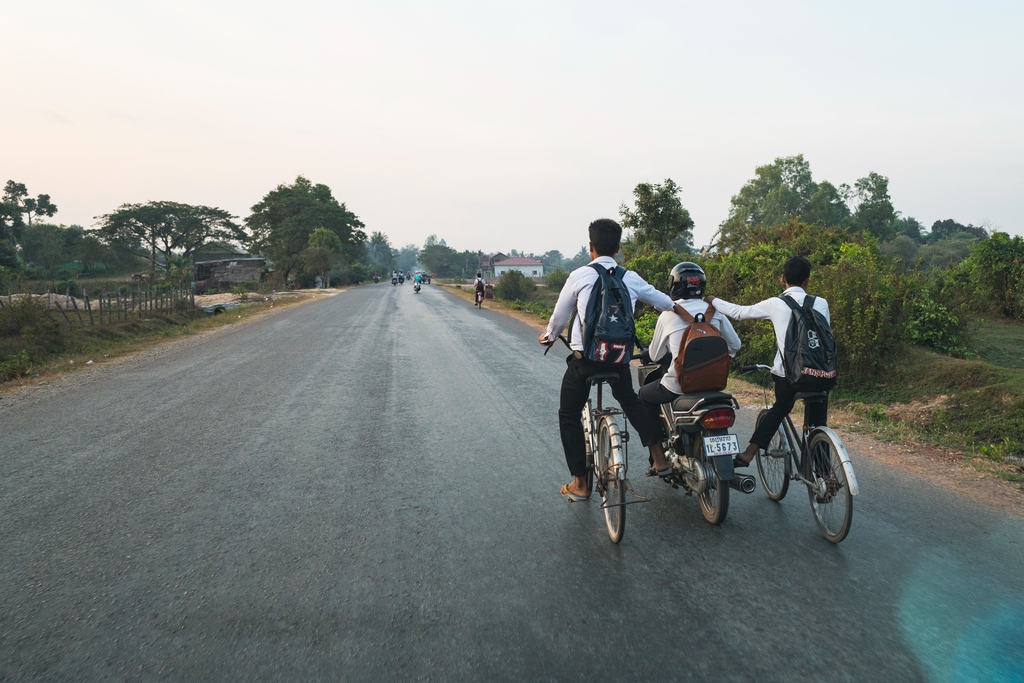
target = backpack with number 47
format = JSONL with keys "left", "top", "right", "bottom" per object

{"left": 580, "top": 264, "right": 635, "bottom": 365}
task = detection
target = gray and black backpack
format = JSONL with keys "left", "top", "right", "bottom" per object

{"left": 780, "top": 294, "right": 837, "bottom": 392}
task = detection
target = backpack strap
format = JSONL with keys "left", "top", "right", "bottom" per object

{"left": 802, "top": 295, "right": 816, "bottom": 311}
{"left": 677, "top": 305, "right": 695, "bottom": 324}
{"left": 779, "top": 293, "right": 801, "bottom": 312}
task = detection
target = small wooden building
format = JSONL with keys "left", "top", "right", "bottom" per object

{"left": 194, "top": 258, "right": 265, "bottom": 293}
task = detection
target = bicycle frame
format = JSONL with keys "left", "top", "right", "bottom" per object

{"left": 780, "top": 410, "right": 859, "bottom": 497}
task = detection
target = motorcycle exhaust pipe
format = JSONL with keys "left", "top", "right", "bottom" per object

{"left": 729, "top": 474, "right": 756, "bottom": 494}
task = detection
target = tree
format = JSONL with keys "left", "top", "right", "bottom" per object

{"left": 364, "top": 231, "right": 395, "bottom": 273}
{"left": 165, "top": 203, "right": 243, "bottom": 263}
{"left": 564, "top": 245, "right": 591, "bottom": 270}
{"left": 74, "top": 234, "right": 111, "bottom": 273}
{"left": 95, "top": 202, "right": 174, "bottom": 275}
{"left": 803, "top": 181, "right": 851, "bottom": 228}
{"left": 394, "top": 244, "right": 419, "bottom": 273}
{"left": 302, "top": 228, "right": 345, "bottom": 287}
{"left": 418, "top": 235, "right": 458, "bottom": 276}
{"left": 20, "top": 224, "right": 66, "bottom": 275}
{"left": 539, "top": 250, "right": 564, "bottom": 268}
{"left": 620, "top": 178, "right": 694, "bottom": 255}
{"left": 3, "top": 180, "right": 57, "bottom": 226}
{"left": 245, "top": 176, "right": 365, "bottom": 284}
{"left": 95, "top": 201, "right": 241, "bottom": 276}
{"left": 852, "top": 172, "right": 897, "bottom": 240}
{"left": 929, "top": 219, "right": 988, "bottom": 242}
{"left": 717, "top": 156, "right": 818, "bottom": 249}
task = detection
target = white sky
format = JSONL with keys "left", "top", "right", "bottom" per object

{"left": 2, "top": 0, "right": 1021, "bottom": 256}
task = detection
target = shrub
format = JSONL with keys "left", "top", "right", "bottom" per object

{"left": 0, "top": 349, "right": 31, "bottom": 381}
{"left": 494, "top": 270, "right": 535, "bottom": 301}
{"left": 56, "top": 279, "right": 81, "bottom": 298}
{"left": 704, "top": 222, "right": 911, "bottom": 385}
{"left": 907, "top": 297, "right": 968, "bottom": 357}
{"left": 635, "top": 311, "right": 659, "bottom": 347}
{"left": 542, "top": 268, "right": 569, "bottom": 292}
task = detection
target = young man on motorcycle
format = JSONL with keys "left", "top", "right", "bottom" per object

{"left": 704, "top": 255, "right": 831, "bottom": 467}
{"left": 638, "top": 263, "right": 741, "bottom": 470}
{"left": 538, "top": 219, "right": 695, "bottom": 501}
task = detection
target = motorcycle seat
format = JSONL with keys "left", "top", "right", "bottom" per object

{"left": 671, "top": 391, "right": 733, "bottom": 412}
{"left": 586, "top": 372, "right": 620, "bottom": 386}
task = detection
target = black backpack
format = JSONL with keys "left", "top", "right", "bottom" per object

{"left": 780, "top": 294, "right": 837, "bottom": 391}
{"left": 580, "top": 264, "right": 635, "bottom": 365}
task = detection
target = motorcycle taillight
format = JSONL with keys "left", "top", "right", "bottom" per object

{"left": 701, "top": 408, "right": 735, "bottom": 429}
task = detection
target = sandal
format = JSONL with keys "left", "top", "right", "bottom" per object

{"left": 646, "top": 465, "right": 675, "bottom": 478}
{"left": 560, "top": 483, "right": 591, "bottom": 502}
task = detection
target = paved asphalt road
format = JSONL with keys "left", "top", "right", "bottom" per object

{"left": 2, "top": 284, "right": 1023, "bottom": 682}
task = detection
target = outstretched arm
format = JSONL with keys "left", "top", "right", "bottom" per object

{"left": 704, "top": 295, "right": 774, "bottom": 322}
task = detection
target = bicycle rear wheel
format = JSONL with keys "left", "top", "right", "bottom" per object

{"left": 598, "top": 416, "right": 626, "bottom": 543}
{"left": 755, "top": 409, "right": 792, "bottom": 502}
{"left": 807, "top": 430, "right": 854, "bottom": 543}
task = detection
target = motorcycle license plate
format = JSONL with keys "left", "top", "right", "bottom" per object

{"left": 703, "top": 434, "right": 740, "bottom": 456}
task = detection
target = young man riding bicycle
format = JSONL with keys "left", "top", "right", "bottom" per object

{"left": 704, "top": 255, "right": 834, "bottom": 468}
{"left": 539, "top": 219, "right": 693, "bottom": 501}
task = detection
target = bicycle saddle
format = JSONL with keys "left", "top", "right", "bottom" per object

{"left": 671, "top": 391, "right": 733, "bottom": 412}
{"left": 586, "top": 372, "right": 620, "bottom": 386}
{"left": 794, "top": 391, "right": 829, "bottom": 401}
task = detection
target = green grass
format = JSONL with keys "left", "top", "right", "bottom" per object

{"left": 974, "top": 319, "right": 1024, "bottom": 369}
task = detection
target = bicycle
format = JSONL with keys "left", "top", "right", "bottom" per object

{"left": 741, "top": 364, "right": 859, "bottom": 543}
{"left": 546, "top": 336, "right": 641, "bottom": 543}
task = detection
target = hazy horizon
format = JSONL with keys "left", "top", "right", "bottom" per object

{"left": 3, "top": 0, "right": 1021, "bottom": 256}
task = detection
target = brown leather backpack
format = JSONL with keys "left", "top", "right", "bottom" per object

{"left": 673, "top": 303, "right": 731, "bottom": 393}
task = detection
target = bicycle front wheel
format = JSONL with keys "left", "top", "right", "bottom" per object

{"left": 807, "top": 430, "right": 854, "bottom": 543}
{"left": 598, "top": 416, "right": 626, "bottom": 543}
{"left": 755, "top": 409, "right": 792, "bottom": 502}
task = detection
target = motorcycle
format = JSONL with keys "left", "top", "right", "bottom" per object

{"left": 392, "top": 276, "right": 398, "bottom": 286}
{"left": 414, "top": 281, "right": 421, "bottom": 293}
{"left": 637, "top": 361, "right": 753, "bottom": 525}
{"left": 373, "top": 275, "right": 380, "bottom": 284}
{"left": 399, "top": 275, "right": 405, "bottom": 285}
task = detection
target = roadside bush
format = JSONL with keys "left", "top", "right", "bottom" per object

{"left": 635, "top": 311, "right": 658, "bottom": 347}
{"left": 0, "top": 349, "right": 31, "bottom": 380}
{"left": 56, "top": 279, "right": 81, "bottom": 298}
{"left": 494, "top": 270, "right": 535, "bottom": 301}
{"left": 705, "top": 222, "right": 910, "bottom": 385}
{"left": 542, "top": 268, "right": 569, "bottom": 292}
{"left": 907, "top": 297, "right": 969, "bottom": 357}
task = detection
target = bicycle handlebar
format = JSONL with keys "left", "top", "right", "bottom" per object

{"left": 740, "top": 364, "right": 773, "bottom": 375}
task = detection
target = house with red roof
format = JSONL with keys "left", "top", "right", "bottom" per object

{"left": 493, "top": 257, "right": 545, "bottom": 279}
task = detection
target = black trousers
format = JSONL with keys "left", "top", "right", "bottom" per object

{"left": 749, "top": 375, "right": 829, "bottom": 448}
{"left": 558, "top": 355, "right": 666, "bottom": 478}
{"left": 637, "top": 365, "right": 680, "bottom": 433}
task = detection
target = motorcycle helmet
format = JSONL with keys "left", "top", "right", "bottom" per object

{"left": 668, "top": 262, "right": 706, "bottom": 299}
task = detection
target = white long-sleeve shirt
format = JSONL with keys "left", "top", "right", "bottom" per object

{"left": 543, "top": 256, "right": 675, "bottom": 352}
{"left": 711, "top": 286, "right": 831, "bottom": 378}
{"left": 648, "top": 298, "right": 742, "bottom": 394}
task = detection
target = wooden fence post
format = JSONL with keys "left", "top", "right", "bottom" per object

{"left": 85, "top": 293, "right": 94, "bottom": 325}
{"left": 68, "top": 288, "right": 83, "bottom": 323}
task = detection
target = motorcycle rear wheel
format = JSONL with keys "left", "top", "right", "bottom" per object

{"left": 697, "top": 438, "right": 729, "bottom": 525}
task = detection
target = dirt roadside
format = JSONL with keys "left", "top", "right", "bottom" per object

{"left": 0, "top": 289, "right": 345, "bottom": 409}
{"left": 437, "top": 284, "right": 1024, "bottom": 517}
